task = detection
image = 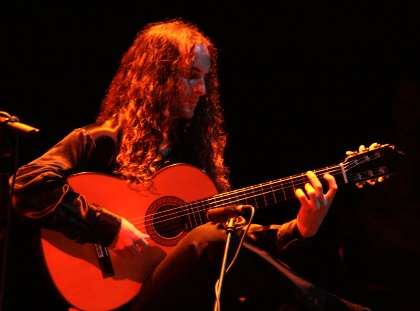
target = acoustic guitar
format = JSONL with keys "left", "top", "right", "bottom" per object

{"left": 39, "top": 143, "right": 403, "bottom": 310}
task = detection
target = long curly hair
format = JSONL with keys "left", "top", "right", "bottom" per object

{"left": 96, "top": 18, "right": 230, "bottom": 192}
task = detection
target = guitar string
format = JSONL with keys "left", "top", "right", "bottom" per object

{"left": 131, "top": 164, "right": 343, "bottom": 225}
{"left": 129, "top": 155, "right": 387, "bottom": 238}
{"left": 143, "top": 168, "right": 384, "bottom": 240}
{"left": 131, "top": 158, "right": 381, "bottom": 236}
{"left": 139, "top": 163, "right": 386, "bottom": 248}
{"left": 135, "top": 171, "right": 385, "bottom": 245}
{"left": 133, "top": 144, "right": 392, "bottom": 241}
{"left": 132, "top": 159, "right": 354, "bottom": 227}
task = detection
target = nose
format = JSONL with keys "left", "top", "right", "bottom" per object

{"left": 193, "top": 76, "right": 206, "bottom": 96}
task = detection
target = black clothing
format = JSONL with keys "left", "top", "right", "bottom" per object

{"left": 7, "top": 114, "right": 372, "bottom": 310}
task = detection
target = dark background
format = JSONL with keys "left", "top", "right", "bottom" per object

{"left": 1, "top": 1, "right": 419, "bottom": 310}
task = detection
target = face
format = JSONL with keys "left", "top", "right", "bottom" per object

{"left": 177, "top": 43, "right": 210, "bottom": 119}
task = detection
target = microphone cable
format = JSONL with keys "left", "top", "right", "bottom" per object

{"left": 213, "top": 205, "right": 256, "bottom": 311}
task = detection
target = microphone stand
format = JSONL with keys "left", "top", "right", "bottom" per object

{"left": 213, "top": 215, "right": 237, "bottom": 311}
{"left": 0, "top": 111, "right": 39, "bottom": 310}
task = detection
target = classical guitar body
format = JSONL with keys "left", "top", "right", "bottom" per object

{"left": 40, "top": 164, "right": 218, "bottom": 311}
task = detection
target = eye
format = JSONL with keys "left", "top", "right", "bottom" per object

{"left": 180, "top": 68, "right": 208, "bottom": 85}
{"left": 187, "top": 69, "right": 202, "bottom": 80}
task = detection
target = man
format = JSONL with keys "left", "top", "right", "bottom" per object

{"left": 9, "top": 19, "right": 371, "bottom": 310}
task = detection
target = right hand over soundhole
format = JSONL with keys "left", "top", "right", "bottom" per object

{"left": 109, "top": 217, "right": 150, "bottom": 257}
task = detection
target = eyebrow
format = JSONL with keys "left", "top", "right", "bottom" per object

{"left": 190, "top": 67, "right": 201, "bottom": 73}
{"left": 190, "top": 66, "right": 209, "bottom": 75}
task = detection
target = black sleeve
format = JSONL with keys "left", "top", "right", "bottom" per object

{"left": 242, "top": 219, "right": 311, "bottom": 252}
{"left": 10, "top": 128, "right": 121, "bottom": 246}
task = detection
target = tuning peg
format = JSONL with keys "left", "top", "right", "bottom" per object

{"left": 346, "top": 142, "right": 380, "bottom": 156}
{"left": 367, "top": 179, "right": 376, "bottom": 185}
{"left": 355, "top": 182, "right": 365, "bottom": 188}
{"left": 378, "top": 176, "right": 388, "bottom": 183}
{"left": 366, "top": 174, "right": 390, "bottom": 185}
{"left": 369, "top": 142, "right": 380, "bottom": 150}
{"left": 354, "top": 143, "right": 382, "bottom": 154}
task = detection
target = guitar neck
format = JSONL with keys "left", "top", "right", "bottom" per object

{"left": 181, "top": 163, "right": 346, "bottom": 228}
{"left": 222, "top": 164, "right": 346, "bottom": 208}
{"left": 181, "top": 143, "right": 401, "bottom": 230}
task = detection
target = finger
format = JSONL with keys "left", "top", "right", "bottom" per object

{"left": 306, "top": 171, "right": 322, "bottom": 190}
{"left": 304, "top": 182, "right": 317, "bottom": 202}
{"left": 323, "top": 173, "right": 338, "bottom": 200}
{"left": 295, "top": 188, "right": 308, "bottom": 204}
{"left": 123, "top": 244, "right": 139, "bottom": 257}
{"left": 136, "top": 234, "right": 150, "bottom": 249}
{"left": 131, "top": 242, "right": 142, "bottom": 255}
{"left": 306, "top": 171, "right": 324, "bottom": 201}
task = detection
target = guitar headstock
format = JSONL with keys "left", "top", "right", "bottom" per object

{"left": 343, "top": 143, "right": 404, "bottom": 188}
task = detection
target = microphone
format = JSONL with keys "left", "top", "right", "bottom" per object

{"left": 206, "top": 205, "right": 253, "bottom": 223}
{"left": 0, "top": 113, "right": 39, "bottom": 138}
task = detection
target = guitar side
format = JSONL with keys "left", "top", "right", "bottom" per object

{"left": 40, "top": 164, "right": 218, "bottom": 311}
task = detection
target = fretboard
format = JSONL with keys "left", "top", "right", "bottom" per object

{"left": 181, "top": 163, "right": 346, "bottom": 229}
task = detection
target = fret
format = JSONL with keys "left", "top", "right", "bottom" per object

{"left": 280, "top": 179, "right": 286, "bottom": 201}
{"left": 233, "top": 191, "right": 241, "bottom": 205}
{"left": 195, "top": 201, "right": 206, "bottom": 226}
{"left": 262, "top": 184, "right": 273, "bottom": 206}
{"left": 190, "top": 201, "right": 200, "bottom": 227}
{"left": 259, "top": 184, "right": 268, "bottom": 206}
{"left": 250, "top": 184, "right": 265, "bottom": 208}
{"left": 301, "top": 173, "right": 307, "bottom": 187}
{"left": 291, "top": 177, "right": 296, "bottom": 194}
{"left": 269, "top": 181, "right": 278, "bottom": 204}
{"left": 182, "top": 204, "right": 194, "bottom": 229}
{"left": 250, "top": 187, "right": 259, "bottom": 208}
{"left": 198, "top": 201, "right": 209, "bottom": 225}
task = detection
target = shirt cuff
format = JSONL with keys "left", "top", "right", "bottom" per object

{"left": 92, "top": 205, "right": 122, "bottom": 246}
{"left": 276, "top": 219, "right": 306, "bottom": 251}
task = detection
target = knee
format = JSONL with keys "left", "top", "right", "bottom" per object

{"left": 185, "top": 222, "right": 227, "bottom": 244}
{"left": 180, "top": 222, "right": 229, "bottom": 260}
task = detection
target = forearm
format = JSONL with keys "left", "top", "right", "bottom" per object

{"left": 243, "top": 219, "right": 311, "bottom": 253}
{"left": 10, "top": 127, "right": 121, "bottom": 246}
{"left": 12, "top": 168, "right": 121, "bottom": 246}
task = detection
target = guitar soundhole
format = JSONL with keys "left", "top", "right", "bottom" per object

{"left": 153, "top": 204, "right": 184, "bottom": 237}
{"left": 146, "top": 196, "right": 187, "bottom": 246}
